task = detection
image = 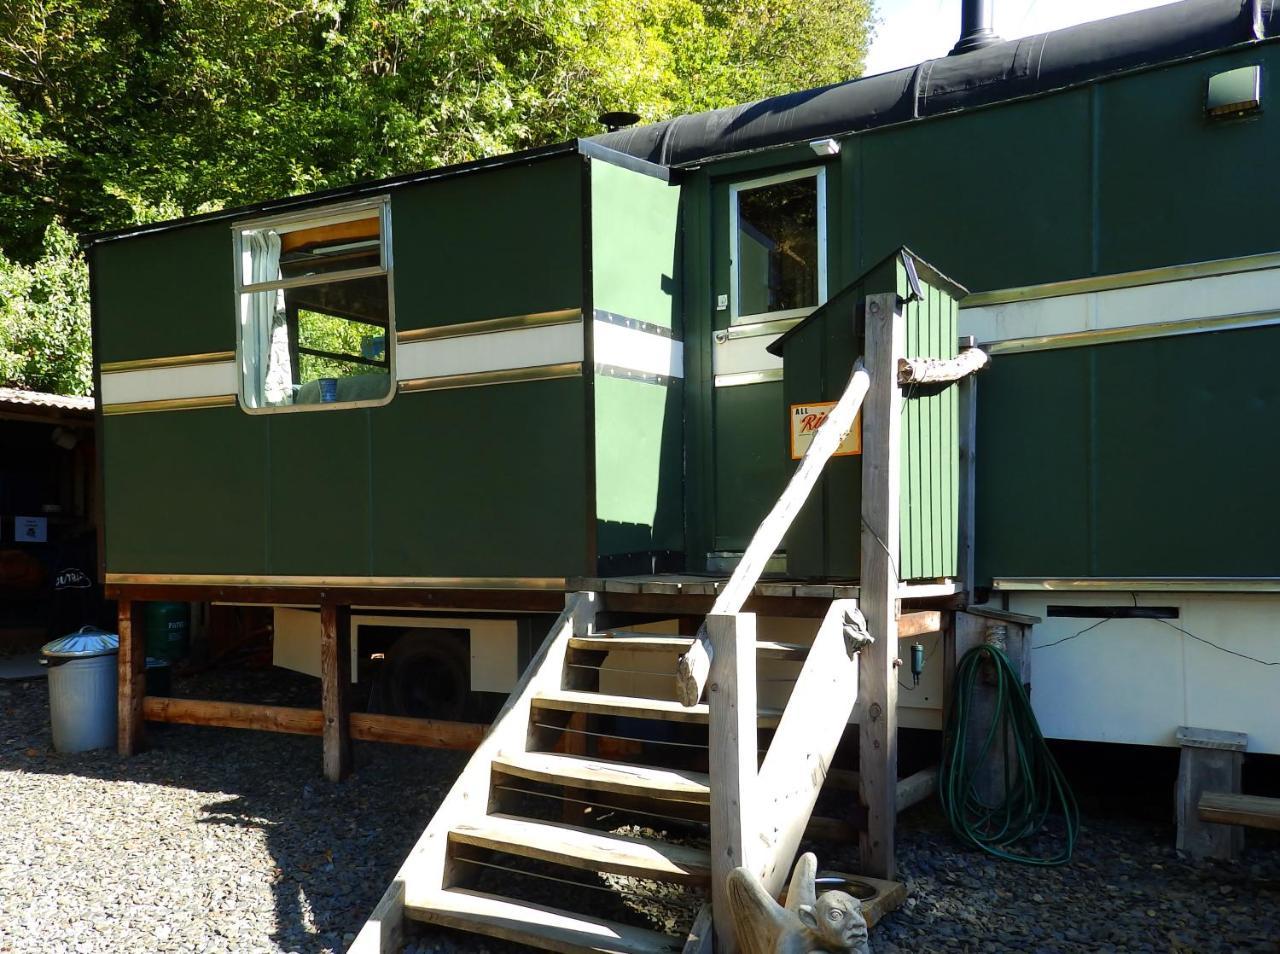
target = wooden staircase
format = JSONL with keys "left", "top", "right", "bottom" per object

{"left": 351, "top": 591, "right": 876, "bottom": 953}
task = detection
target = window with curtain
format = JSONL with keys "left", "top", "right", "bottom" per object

{"left": 234, "top": 199, "right": 393, "bottom": 411}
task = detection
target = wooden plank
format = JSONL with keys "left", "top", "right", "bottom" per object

{"left": 491, "top": 750, "right": 711, "bottom": 803}
{"left": 532, "top": 689, "right": 781, "bottom": 727}
{"left": 449, "top": 814, "right": 711, "bottom": 885}
{"left": 753, "top": 600, "right": 867, "bottom": 896}
{"left": 117, "top": 598, "right": 146, "bottom": 756}
{"left": 858, "top": 291, "right": 904, "bottom": 881}
{"left": 406, "top": 887, "right": 684, "bottom": 954}
{"left": 681, "top": 904, "right": 714, "bottom": 954}
{"left": 898, "top": 610, "right": 942, "bottom": 639}
{"left": 897, "top": 766, "right": 939, "bottom": 813}
{"left": 571, "top": 635, "right": 807, "bottom": 661}
{"left": 675, "top": 366, "right": 871, "bottom": 707}
{"left": 707, "top": 612, "right": 757, "bottom": 954}
{"left": 348, "top": 592, "right": 596, "bottom": 954}
{"left": 1198, "top": 793, "right": 1280, "bottom": 832}
{"left": 320, "top": 601, "right": 352, "bottom": 782}
{"left": 141, "top": 697, "right": 485, "bottom": 749}
{"left": 349, "top": 712, "right": 485, "bottom": 749}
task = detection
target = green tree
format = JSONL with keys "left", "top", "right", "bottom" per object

{"left": 0, "top": 0, "right": 874, "bottom": 394}
{"left": 0, "top": 221, "right": 92, "bottom": 396}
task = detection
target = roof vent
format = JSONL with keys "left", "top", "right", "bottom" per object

{"left": 598, "top": 111, "right": 641, "bottom": 132}
{"left": 950, "top": 0, "right": 1001, "bottom": 55}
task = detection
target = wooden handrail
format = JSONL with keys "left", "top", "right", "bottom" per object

{"left": 751, "top": 599, "right": 871, "bottom": 896}
{"left": 675, "top": 362, "right": 871, "bottom": 707}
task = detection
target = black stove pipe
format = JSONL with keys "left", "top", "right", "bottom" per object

{"left": 950, "top": 0, "right": 1001, "bottom": 55}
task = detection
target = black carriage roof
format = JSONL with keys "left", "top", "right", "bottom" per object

{"left": 86, "top": 0, "right": 1278, "bottom": 244}
{"left": 593, "top": 0, "right": 1280, "bottom": 167}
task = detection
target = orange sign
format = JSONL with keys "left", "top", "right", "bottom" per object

{"left": 790, "top": 402, "right": 862, "bottom": 460}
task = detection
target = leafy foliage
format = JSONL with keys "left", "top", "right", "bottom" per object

{"left": 0, "top": 221, "right": 92, "bottom": 396}
{"left": 0, "top": 0, "right": 874, "bottom": 395}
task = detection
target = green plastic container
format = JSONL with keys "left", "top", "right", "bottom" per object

{"left": 144, "top": 601, "right": 190, "bottom": 661}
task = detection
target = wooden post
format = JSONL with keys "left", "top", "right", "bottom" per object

{"left": 858, "top": 291, "right": 904, "bottom": 880}
{"left": 320, "top": 600, "right": 352, "bottom": 782}
{"left": 707, "top": 611, "right": 757, "bottom": 954}
{"left": 1176, "top": 726, "right": 1247, "bottom": 860}
{"left": 117, "top": 597, "right": 146, "bottom": 756}
{"left": 957, "top": 372, "right": 977, "bottom": 600}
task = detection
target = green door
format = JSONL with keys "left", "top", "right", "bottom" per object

{"left": 707, "top": 166, "right": 830, "bottom": 558}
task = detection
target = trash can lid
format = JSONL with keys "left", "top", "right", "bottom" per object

{"left": 41, "top": 625, "right": 119, "bottom": 659}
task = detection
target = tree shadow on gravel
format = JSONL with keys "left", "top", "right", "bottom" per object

{"left": 0, "top": 673, "right": 470, "bottom": 953}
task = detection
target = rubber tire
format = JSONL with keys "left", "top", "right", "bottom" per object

{"left": 371, "top": 631, "right": 469, "bottom": 721}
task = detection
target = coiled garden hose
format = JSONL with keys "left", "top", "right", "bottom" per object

{"left": 939, "top": 643, "right": 1079, "bottom": 865}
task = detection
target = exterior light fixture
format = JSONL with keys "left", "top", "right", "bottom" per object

{"left": 809, "top": 138, "right": 841, "bottom": 157}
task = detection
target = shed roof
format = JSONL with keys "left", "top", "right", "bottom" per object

{"left": 0, "top": 387, "right": 95, "bottom": 415}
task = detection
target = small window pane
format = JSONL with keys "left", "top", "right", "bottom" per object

{"left": 736, "top": 176, "right": 819, "bottom": 320}
{"left": 240, "top": 214, "right": 381, "bottom": 288}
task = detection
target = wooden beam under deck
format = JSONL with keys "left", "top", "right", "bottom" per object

{"left": 117, "top": 598, "right": 146, "bottom": 756}
{"left": 141, "top": 696, "right": 487, "bottom": 750}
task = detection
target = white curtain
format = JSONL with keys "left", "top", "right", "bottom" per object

{"left": 240, "top": 230, "right": 292, "bottom": 406}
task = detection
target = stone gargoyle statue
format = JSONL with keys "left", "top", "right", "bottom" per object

{"left": 726, "top": 852, "right": 871, "bottom": 954}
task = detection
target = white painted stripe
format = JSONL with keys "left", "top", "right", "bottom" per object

{"left": 712, "top": 331, "right": 784, "bottom": 377}
{"left": 396, "top": 320, "right": 584, "bottom": 381}
{"left": 100, "top": 361, "right": 238, "bottom": 405}
{"left": 962, "top": 266, "right": 1280, "bottom": 346}
{"left": 592, "top": 320, "right": 683, "bottom": 379}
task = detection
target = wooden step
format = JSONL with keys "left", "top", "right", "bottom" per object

{"left": 532, "top": 688, "right": 783, "bottom": 727}
{"left": 406, "top": 886, "right": 685, "bottom": 954}
{"left": 492, "top": 750, "right": 711, "bottom": 804}
{"left": 450, "top": 813, "right": 711, "bottom": 885}
{"left": 572, "top": 634, "right": 808, "bottom": 661}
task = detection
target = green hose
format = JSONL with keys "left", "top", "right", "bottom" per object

{"left": 939, "top": 642, "right": 1079, "bottom": 865}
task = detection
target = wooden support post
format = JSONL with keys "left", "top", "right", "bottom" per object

{"left": 957, "top": 373, "right": 977, "bottom": 600}
{"left": 707, "top": 612, "right": 757, "bottom": 954}
{"left": 117, "top": 598, "right": 146, "bottom": 756}
{"left": 858, "top": 291, "right": 904, "bottom": 880}
{"left": 1176, "top": 726, "right": 1247, "bottom": 860}
{"left": 320, "top": 600, "right": 352, "bottom": 782}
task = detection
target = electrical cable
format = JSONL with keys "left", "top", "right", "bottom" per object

{"left": 939, "top": 643, "right": 1079, "bottom": 866}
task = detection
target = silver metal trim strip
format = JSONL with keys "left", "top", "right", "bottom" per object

{"left": 985, "top": 310, "right": 1280, "bottom": 355}
{"left": 994, "top": 577, "right": 1280, "bottom": 593}
{"left": 592, "top": 309, "right": 677, "bottom": 340}
{"left": 714, "top": 368, "right": 784, "bottom": 388}
{"left": 964, "top": 250, "right": 1280, "bottom": 308}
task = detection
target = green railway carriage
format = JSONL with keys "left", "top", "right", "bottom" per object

{"left": 89, "top": 0, "right": 1280, "bottom": 754}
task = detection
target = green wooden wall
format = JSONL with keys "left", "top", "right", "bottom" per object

{"left": 782, "top": 253, "right": 958, "bottom": 581}
{"left": 976, "top": 325, "right": 1280, "bottom": 581}
{"left": 679, "top": 41, "right": 1280, "bottom": 579}
{"left": 96, "top": 153, "right": 591, "bottom": 578}
{"left": 588, "top": 159, "right": 684, "bottom": 570}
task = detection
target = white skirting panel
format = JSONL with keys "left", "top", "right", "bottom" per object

{"left": 994, "top": 591, "right": 1280, "bottom": 754}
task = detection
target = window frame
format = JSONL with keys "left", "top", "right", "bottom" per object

{"left": 231, "top": 195, "right": 396, "bottom": 415}
{"left": 727, "top": 166, "right": 828, "bottom": 326}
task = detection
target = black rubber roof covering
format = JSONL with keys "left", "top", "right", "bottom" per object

{"left": 592, "top": 0, "right": 1280, "bottom": 167}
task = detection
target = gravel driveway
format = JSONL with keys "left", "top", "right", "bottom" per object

{"left": 2, "top": 667, "right": 1277, "bottom": 953}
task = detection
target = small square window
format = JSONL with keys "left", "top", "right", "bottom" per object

{"left": 730, "top": 168, "right": 826, "bottom": 324}
{"left": 233, "top": 200, "right": 394, "bottom": 411}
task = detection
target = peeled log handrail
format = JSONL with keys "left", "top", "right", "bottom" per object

{"left": 897, "top": 347, "right": 988, "bottom": 385}
{"left": 675, "top": 362, "right": 871, "bottom": 707}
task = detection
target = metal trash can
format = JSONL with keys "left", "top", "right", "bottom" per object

{"left": 41, "top": 626, "right": 119, "bottom": 753}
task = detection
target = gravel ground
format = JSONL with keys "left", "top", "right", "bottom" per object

{"left": 1, "top": 667, "right": 1278, "bottom": 953}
